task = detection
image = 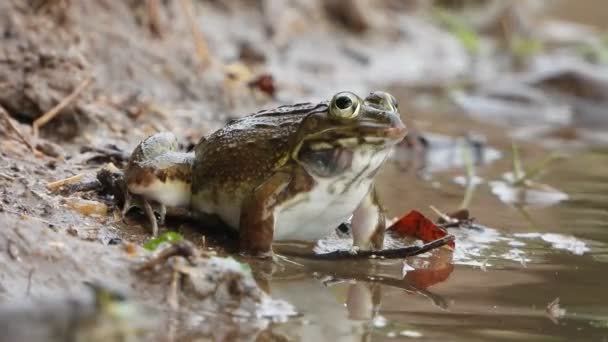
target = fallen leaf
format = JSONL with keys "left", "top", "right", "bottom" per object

{"left": 388, "top": 210, "right": 455, "bottom": 248}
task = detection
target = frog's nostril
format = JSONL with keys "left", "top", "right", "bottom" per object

{"left": 385, "top": 126, "right": 407, "bottom": 140}
{"left": 385, "top": 118, "right": 407, "bottom": 140}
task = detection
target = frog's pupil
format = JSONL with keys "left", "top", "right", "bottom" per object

{"left": 336, "top": 96, "right": 352, "bottom": 110}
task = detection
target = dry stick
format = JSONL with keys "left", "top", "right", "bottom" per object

{"left": 32, "top": 77, "right": 93, "bottom": 137}
{"left": 179, "top": 0, "right": 212, "bottom": 70}
{"left": 47, "top": 173, "right": 86, "bottom": 192}
{"left": 146, "top": 0, "right": 163, "bottom": 38}
{"left": 0, "top": 106, "right": 36, "bottom": 153}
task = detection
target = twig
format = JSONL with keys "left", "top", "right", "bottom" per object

{"left": 0, "top": 106, "right": 36, "bottom": 153}
{"left": 179, "top": 0, "right": 212, "bottom": 70}
{"left": 47, "top": 173, "right": 86, "bottom": 192}
{"left": 286, "top": 235, "right": 455, "bottom": 260}
{"left": 0, "top": 172, "right": 15, "bottom": 180}
{"left": 58, "top": 179, "right": 102, "bottom": 195}
{"left": 166, "top": 259, "right": 182, "bottom": 342}
{"left": 511, "top": 143, "right": 524, "bottom": 180}
{"left": 460, "top": 140, "right": 476, "bottom": 210}
{"left": 168, "top": 264, "right": 180, "bottom": 310}
{"left": 429, "top": 205, "right": 454, "bottom": 223}
{"left": 26, "top": 267, "right": 35, "bottom": 296}
{"left": 134, "top": 240, "right": 198, "bottom": 273}
{"left": 511, "top": 153, "right": 563, "bottom": 187}
{"left": 146, "top": 0, "right": 163, "bottom": 38}
{"left": 32, "top": 77, "right": 92, "bottom": 137}
{"left": 80, "top": 145, "right": 130, "bottom": 163}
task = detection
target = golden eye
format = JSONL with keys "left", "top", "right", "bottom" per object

{"left": 330, "top": 92, "right": 361, "bottom": 120}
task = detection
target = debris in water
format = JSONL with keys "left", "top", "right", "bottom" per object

{"left": 546, "top": 297, "right": 566, "bottom": 324}
{"left": 490, "top": 143, "right": 568, "bottom": 206}
{"left": 514, "top": 233, "right": 590, "bottom": 255}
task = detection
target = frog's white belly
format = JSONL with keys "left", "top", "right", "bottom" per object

{"left": 273, "top": 177, "right": 373, "bottom": 241}
{"left": 192, "top": 147, "right": 390, "bottom": 241}
{"left": 275, "top": 147, "right": 390, "bottom": 241}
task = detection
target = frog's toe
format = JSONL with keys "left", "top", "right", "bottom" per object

{"left": 157, "top": 204, "right": 167, "bottom": 225}
{"left": 142, "top": 199, "right": 159, "bottom": 237}
{"left": 240, "top": 249, "right": 274, "bottom": 260}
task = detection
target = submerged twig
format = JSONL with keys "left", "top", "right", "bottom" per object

{"left": 511, "top": 142, "right": 524, "bottom": 181}
{"left": 459, "top": 140, "right": 476, "bottom": 209}
{"left": 287, "top": 235, "right": 455, "bottom": 260}
{"left": 429, "top": 205, "right": 454, "bottom": 224}
{"left": 32, "top": 77, "right": 92, "bottom": 137}
{"left": 511, "top": 153, "right": 563, "bottom": 187}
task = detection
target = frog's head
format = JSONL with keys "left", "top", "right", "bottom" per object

{"left": 292, "top": 91, "right": 407, "bottom": 178}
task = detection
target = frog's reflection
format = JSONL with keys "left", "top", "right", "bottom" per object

{"left": 246, "top": 247, "right": 454, "bottom": 341}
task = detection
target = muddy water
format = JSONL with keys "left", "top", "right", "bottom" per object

{"left": 246, "top": 4, "right": 608, "bottom": 341}
{"left": 252, "top": 100, "right": 608, "bottom": 341}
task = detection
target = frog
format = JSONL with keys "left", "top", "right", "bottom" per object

{"left": 124, "top": 91, "right": 407, "bottom": 258}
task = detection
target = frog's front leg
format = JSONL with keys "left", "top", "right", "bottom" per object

{"left": 239, "top": 171, "right": 293, "bottom": 258}
{"left": 351, "top": 186, "right": 385, "bottom": 250}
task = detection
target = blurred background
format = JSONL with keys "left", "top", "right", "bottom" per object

{"left": 1, "top": 0, "right": 608, "bottom": 341}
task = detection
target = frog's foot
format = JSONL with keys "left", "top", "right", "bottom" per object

{"left": 157, "top": 203, "right": 166, "bottom": 226}
{"left": 121, "top": 191, "right": 135, "bottom": 218}
{"left": 142, "top": 199, "right": 159, "bottom": 237}
{"left": 239, "top": 249, "right": 274, "bottom": 260}
{"left": 121, "top": 192, "right": 165, "bottom": 237}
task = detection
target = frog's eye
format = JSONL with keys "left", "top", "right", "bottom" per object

{"left": 330, "top": 92, "right": 361, "bottom": 120}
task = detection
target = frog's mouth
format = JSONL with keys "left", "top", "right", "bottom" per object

{"left": 357, "top": 122, "right": 408, "bottom": 143}
{"left": 307, "top": 125, "right": 407, "bottom": 151}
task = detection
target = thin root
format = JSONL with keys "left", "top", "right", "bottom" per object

{"left": 32, "top": 77, "right": 93, "bottom": 137}
{"left": 0, "top": 106, "right": 36, "bottom": 153}
{"left": 179, "top": 0, "right": 213, "bottom": 69}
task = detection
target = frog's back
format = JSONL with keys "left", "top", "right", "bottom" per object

{"left": 191, "top": 102, "right": 327, "bottom": 227}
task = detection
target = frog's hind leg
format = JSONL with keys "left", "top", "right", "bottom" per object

{"left": 351, "top": 186, "right": 385, "bottom": 250}
{"left": 239, "top": 171, "right": 294, "bottom": 258}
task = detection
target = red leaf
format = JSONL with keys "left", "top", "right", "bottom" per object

{"left": 388, "top": 210, "right": 455, "bottom": 248}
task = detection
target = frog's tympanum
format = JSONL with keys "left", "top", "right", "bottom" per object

{"left": 125, "top": 91, "right": 407, "bottom": 258}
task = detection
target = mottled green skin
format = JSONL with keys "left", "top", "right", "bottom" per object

{"left": 191, "top": 102, "right": 326, "bottom": 204}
